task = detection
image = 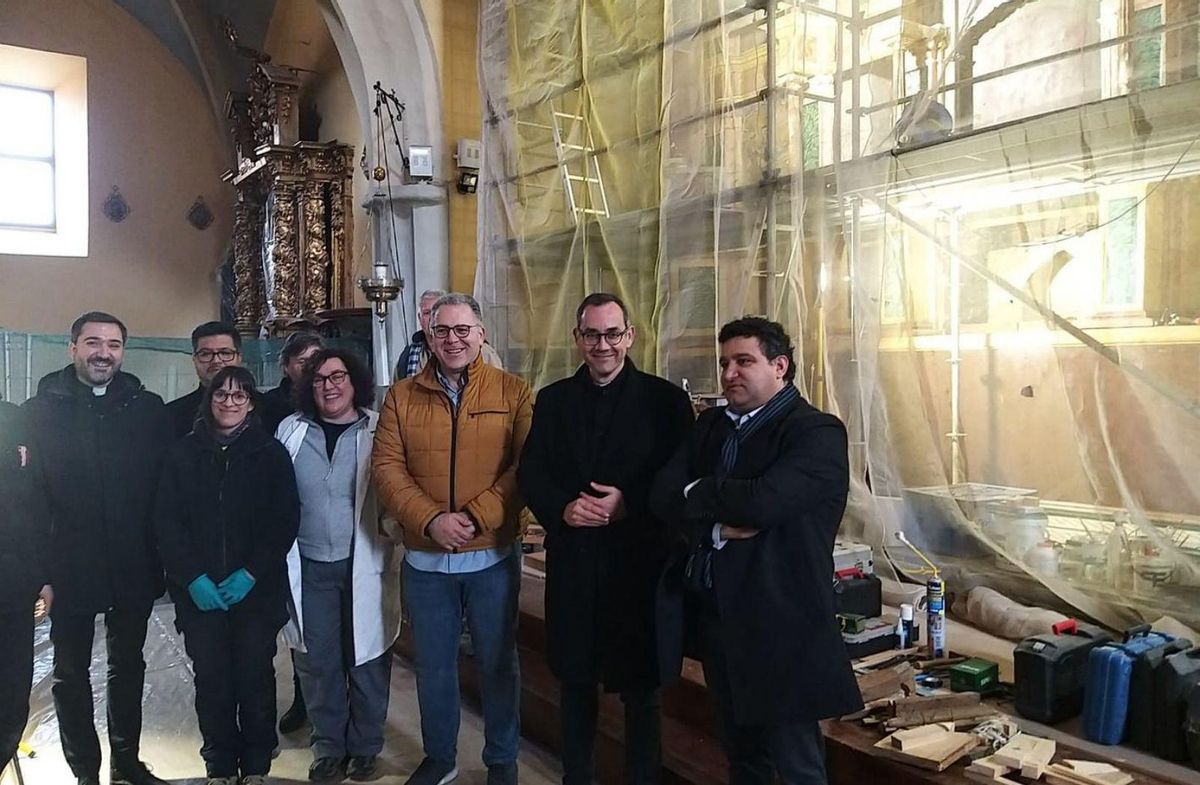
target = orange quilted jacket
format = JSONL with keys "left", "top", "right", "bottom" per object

{"left": 371, "top": 354, "right": 533, "bottom": 552}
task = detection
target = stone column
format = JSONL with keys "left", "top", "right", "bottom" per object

{"left": 364, "top": 182, "right": 448, "bottom": 381}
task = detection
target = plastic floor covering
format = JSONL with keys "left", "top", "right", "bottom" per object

{"left": 10, "top": 602, "right": 560, "bottom": 784}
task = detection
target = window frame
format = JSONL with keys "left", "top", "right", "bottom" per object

{"left": 0, "top": 82, "right": 58, "bottom": 232}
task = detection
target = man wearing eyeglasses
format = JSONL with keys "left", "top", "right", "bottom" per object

{"left": 394, "top": 289, "right": 505, "bottom": 381}
{"left": 166, "top": 322, "right": 244, "bottom": 438}
{"left": 517, "top": 293, "right": 693, "bottom": 785}
{"left": 373, "top": 293, "right": 532, "bottom": 785}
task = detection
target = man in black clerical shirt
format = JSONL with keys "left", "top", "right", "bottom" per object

{"left": 23, "top": 312, "right": 172, "bottom": 785}
{"left": 519, "top": 293, "right": 693, "bottom": 785}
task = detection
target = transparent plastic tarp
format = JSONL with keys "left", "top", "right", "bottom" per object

{"left": 477, "top": 0, "right": 1200, "bottom": 634}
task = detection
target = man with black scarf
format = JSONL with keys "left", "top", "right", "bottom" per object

{"left": 23, "top": 312, "right": 172, "bottom": 785}
{"left": 0, "top": 400, "right": 51, "bottom": 775}
{"left": 650, "top": 317, "right": 862, "bottom": 785}
{"left": 519, "top": 293, "right": 693, "bottom": 785}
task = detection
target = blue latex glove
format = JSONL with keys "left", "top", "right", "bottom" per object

{"left": 217, "top": 568, "right": 256, "bottom": 606}
{"left": 188, "top": 575, "right": 229, "bottom": 612}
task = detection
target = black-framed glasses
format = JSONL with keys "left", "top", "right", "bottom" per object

{"left": 194, "top": 348, "right": 239, "bottom": 363}
{"left": 312, "top": 370, "right": 350, "bottom": 388}
{"left": 212, "top": 389, "right": 250, "bottom": 406}
{"left": 430, "top": 324, "right": 478, "bottom": 340}
{"left": 575, "top": 327, "right": 629, "bottom": 346}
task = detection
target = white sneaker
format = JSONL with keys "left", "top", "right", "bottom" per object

{"left": 240, "top": 776, "right": 268, "bottom": 785}
{"left": 205, "top": 778, "right": 238, "bottom": 785}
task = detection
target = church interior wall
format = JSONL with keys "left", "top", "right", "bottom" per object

{"left": 0, "top": 0, "right": 233, "bottom": 339}
{"left": 440, "top": 0, "right": 484, "bottom": 294}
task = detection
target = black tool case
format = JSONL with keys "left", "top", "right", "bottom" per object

{"left": 1013, "top": 619, "right": 1112, "bottom": 724}
{"left": 1152, "top": 646, "right": 1200, "bottom": 761}
{"left": 832, "top": 568, "right": 882, "bottom": 619}
{"left": 1129, "top": 635, "right": 1192, "bottom": 751}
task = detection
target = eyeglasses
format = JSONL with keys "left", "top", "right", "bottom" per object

{"left": 430, "top": 324, "right": 478, "bottom": 340}
{"left": 212, "top": 389, "right": 250, "bottom": 406}
{"left": 312, "top": 370, "right": 350, "bottom": 388}
{"left": 195, "top": 348, "right": 239, "bottom": 363}
{"left": 576, "top": 327, "right": 629, "bottom": 346}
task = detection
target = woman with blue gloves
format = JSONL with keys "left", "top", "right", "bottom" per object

{"left": 155, "top": 366, "right": 300, "bottom": 785}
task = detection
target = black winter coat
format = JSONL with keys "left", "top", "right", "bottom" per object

{"left": 23, "top": 368, "right": 171, "bottom": 613}
{"left": 155, "top": 420, "right": 300, "bottom": 623}
{"left": 0, "top": 402, "right": 48, "bottom": 612}
{"left": 258, "top": 377, "right": 296, "bottom": 436}
{"left": 650, "top": 393, "right": 864, "bottom": 725}
{"left": 518, "top": 362, "right": 693, "bottom": 690}
{"left": 165, "top": 385, "right": 204, "bottom": 438}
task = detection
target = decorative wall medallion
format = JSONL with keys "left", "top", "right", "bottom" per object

{"left": 102, "top": 186, "right": 130, "bottom": 223}
{"left": 187, "top": 196, "right": 214, "bottom": 230}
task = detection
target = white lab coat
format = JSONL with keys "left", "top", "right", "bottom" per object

{"left": 277, "top": 410, "right": 402, "bottom": 666}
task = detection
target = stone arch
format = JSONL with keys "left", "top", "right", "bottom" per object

{"left": 319, "top": 0, "right": 450, "bottom": 356}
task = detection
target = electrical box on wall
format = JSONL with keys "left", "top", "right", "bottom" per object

{"left": 408, "top": 145, "right": 434, "bottom": 179}
{"left": 456, "top": 139, "right": 482, "bottom": 170}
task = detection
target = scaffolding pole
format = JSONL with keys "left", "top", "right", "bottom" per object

{"left": 765, "top": 0, "right": 779, "bottom": 314}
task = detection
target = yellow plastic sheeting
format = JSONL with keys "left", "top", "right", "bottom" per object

{"left": 477, "top": 0, "right": 1200, "bottom": 632}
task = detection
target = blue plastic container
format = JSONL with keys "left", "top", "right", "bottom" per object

{"left": 1082, "top": 626, "right": 1175, "bottom": 745}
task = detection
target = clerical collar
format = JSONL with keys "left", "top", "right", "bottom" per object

{"left": 92, "top": 384, "right": 109, "bottom": 397}
{"left": 584, "top": 360, "right": 629, "bottom": 392}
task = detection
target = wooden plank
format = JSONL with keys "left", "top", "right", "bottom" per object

{"left": 892, "top": 723, "right": 955, "bottom": 751}
{"left": 965, "top": 770, "right": 1023, "bottom": 785}
{"left": 992, "top": 732, "right": 1055, "bottom": 777}
{"left": 1045, "top": 761, "right": 1135, "bottom": 785}
{"left": 886, "top": 704, "right": 996, "bottom": 730}
{"left": 965, "top": 756, "right": 1013, "bottom": 781}
{"left": 858, "top": 663, "right": 916, "bottom": 703}
{"left": 872, "top": 730, "right": 979, "bottom": 772}
{"left": 893, "top": 692, "right": 981, "bottom": 718}
{"left": 1018, "top": 736, "right": 1056, "bottom": 779}
{"left": 854, "top": 647, "right": 921, "bottom": 672}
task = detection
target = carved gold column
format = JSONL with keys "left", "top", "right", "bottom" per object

{"left": 328, "top": 176, "right": 351, "bottom": 307}
{"left": 232, "top": 195, "right": 264, "bottom": 335}
{"left": 267, "top": 178, "right": 300, "bottom": 325}
{"left": 302, "top": 179, "right": 330, "bottom": 312}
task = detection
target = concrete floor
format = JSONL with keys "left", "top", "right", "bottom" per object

{"left": 14, "top": 604, "right": 561, "bottom": 785}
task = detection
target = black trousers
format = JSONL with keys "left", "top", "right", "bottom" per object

{"left": 50, "top": 604, "right": 151, "bottom": 778}
{"left": 559, "top": 681, "right": 661, "bottom": 785}
{"left": 178, "top": 606, "right": 280, "bottom": 778}
{"left": 0, "top": 607, "right": 34, "bottom": 772}
{"left": 700, "top": 609, "right": 828, "bottom": 785}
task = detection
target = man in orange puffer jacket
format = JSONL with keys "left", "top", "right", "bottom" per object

{"left": 372, "top": 292, "right": 532, "bottom": 785}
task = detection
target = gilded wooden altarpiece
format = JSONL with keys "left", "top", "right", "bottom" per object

{"left": 223, "top": 64, "right": 355, "bottom": 335}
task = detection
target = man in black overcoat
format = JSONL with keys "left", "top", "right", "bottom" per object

{"left": 519, "top": 293, "right": 693, "bottom": 785}
{"left": 0, "top": 401, "right": 51, "bottom": 774}
{"left": 650, "top": 316, "right": 863, "bottom": 785}
{"left": 22, "top": 312, "right": 172, "bottom": 785}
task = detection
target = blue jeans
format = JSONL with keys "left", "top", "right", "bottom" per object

{"left": 403, "top": 551, "right": 521, "bottom": 766}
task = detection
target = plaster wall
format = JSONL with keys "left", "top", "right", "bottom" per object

{"left": 0, "top": 0, "right": 233, "bottom": 338}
